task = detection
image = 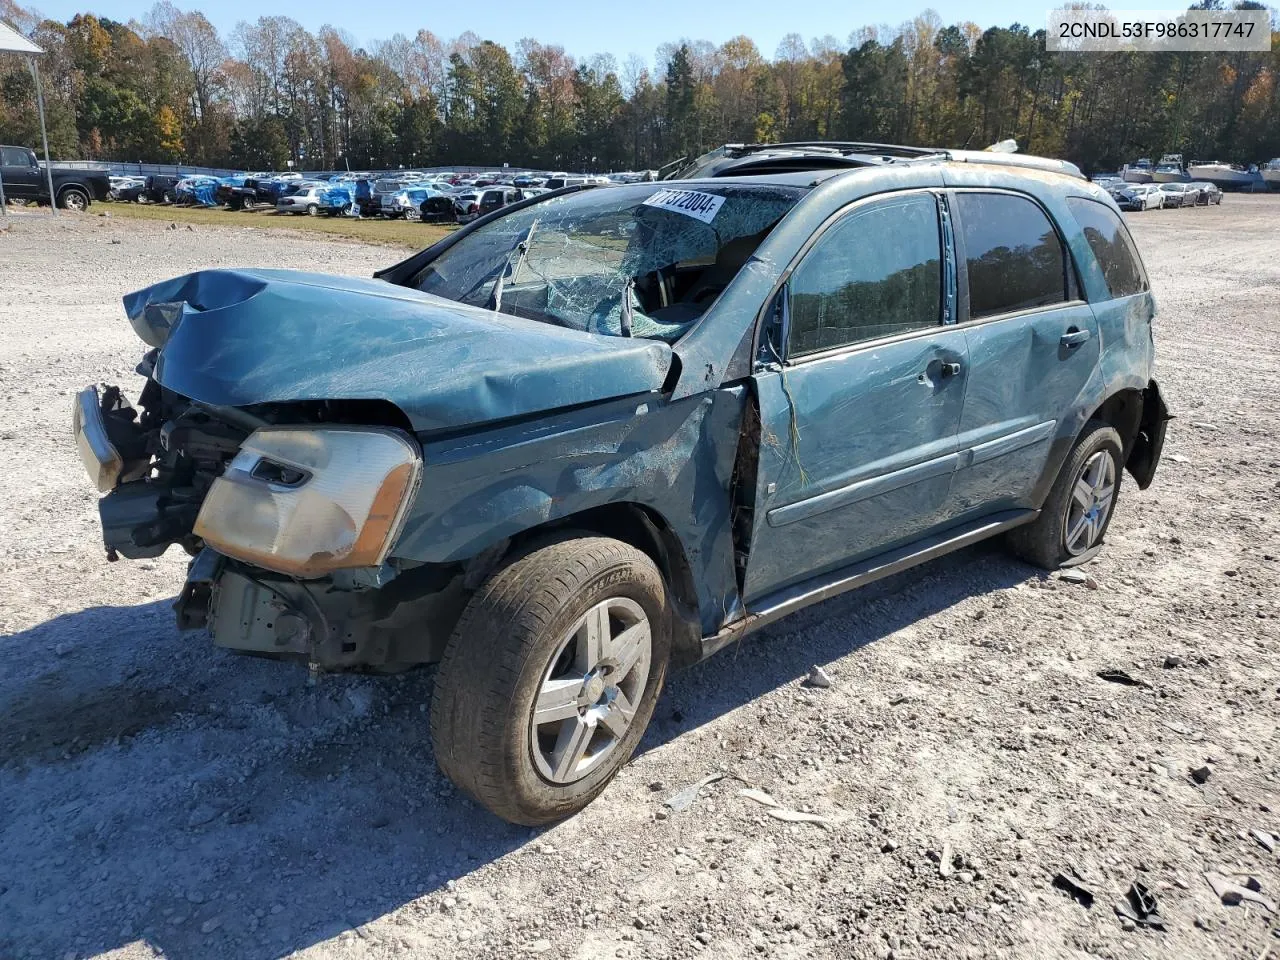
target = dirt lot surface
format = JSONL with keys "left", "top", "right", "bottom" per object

{"left": 1, "top": 199, "right": 1278, "bottom": 960}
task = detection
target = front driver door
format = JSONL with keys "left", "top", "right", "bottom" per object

{"left": 742, "top": 190, "right": 969, "bottom": 603}
{"left": 0, "top": 146, "right": 41, "bottom": 200}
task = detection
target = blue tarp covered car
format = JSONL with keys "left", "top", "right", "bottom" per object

{"left": 173, "top": 175, "right": 220, "bottom": 207}
{"left": 317, "top": 182, "right": 353, "bottom": 215}
{"left": 76, "top": 153, "right": 1168, "bottom": 825}
{"left": 317, "top": 178, "right": 372, "bottom": 216}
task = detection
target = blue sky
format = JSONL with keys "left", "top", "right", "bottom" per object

{"left": 30, "top": 0, "right": 1183, "bottom": 66}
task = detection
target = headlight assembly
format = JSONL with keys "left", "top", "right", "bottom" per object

{"left": 194, "top": 426, "right": 422, "bottom": 577}
{"left": 72, "top": 386, "right": 124, "bottom": 493}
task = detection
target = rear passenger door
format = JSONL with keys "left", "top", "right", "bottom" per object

{"left": 743, "top": 189, "right": 969, "bottom": 601}
{"left": 947, "top": 190, "right": 1100, "bottom": 519}
{"left": 1065, "top": 195, "right": 1155, "bottom": 393}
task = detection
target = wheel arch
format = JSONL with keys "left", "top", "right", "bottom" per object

{"left": 1031, "top": 379, "right": 1164, "bottom": 508}
{"left": 499, "top": 502, "right": 704, "bottom": 667}
{"left": 57, "top": 182, "right": 91, "bottom": 207}
{"left": 1088, "top": 387, "right": 1145, "bottom": 459}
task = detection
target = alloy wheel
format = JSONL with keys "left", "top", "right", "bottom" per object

{"left": 1063, "top": 450, "right": 1116, "bottom": 555}
{"left": 529, "top": 597, "right": 652, "bottom": 785}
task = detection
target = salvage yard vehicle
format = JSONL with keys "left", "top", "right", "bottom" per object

{"left": 381, "top": 186, "right": 442, "bottom": 219}
{"left": 1188, "top": 181, "right": 1223, "bottom": 205}
{"left": 419, "top": 193, "right": 458, "bottom": 223}
{"left": 451, "top": 189, "right": 485, "bottom": 222}
{"left": 1128, "top": 184, "right": 1165, "bottom": 210}
{"left": 1158, "top": 182, "right": 1196, "bottom": 208}
{"left": 74, "top": 144, "right": 1168, "bottom": 824}
{"left": 0, "top": 144, "right": 110, "bottom": 210}
{"left": 275, "top": 183, "right": 324, "bottom": 215}
{"left": 316, "top": 180, "right": 359, "bottom": 216}
{"left": 109, "top": 175, "right": 146, "bottom": 202}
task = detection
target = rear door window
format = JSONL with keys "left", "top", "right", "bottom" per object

{"left": 954, "top": 192, "right": 1067, "bottom": 320}
{"left": 787, "top": 192, "right": 944, "bottom": 356}
{"left": 1066, "top": 197, "right": 1149, "bottom": 299}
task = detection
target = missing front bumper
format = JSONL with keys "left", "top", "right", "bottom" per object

{"left": 176, "top": 550, "right": 470, "bottom": 670}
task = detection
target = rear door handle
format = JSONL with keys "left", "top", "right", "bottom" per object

{"left": 918, "top": 359, "right": 962, "bottom": 385}
{"left": 1061, "top": 329, "right": 1091, "bottom": 348}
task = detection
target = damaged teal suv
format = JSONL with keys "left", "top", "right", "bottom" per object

{"left": 75, "top": 145, "right": 1167, "bottom": 824}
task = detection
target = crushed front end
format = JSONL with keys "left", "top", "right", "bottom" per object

{"left": 74, "top": 354, "right": 462, "bottom": 671}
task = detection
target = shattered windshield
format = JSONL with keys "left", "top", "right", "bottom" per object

{"left": 412, "top": 182, "right": 805, "bottom": 341}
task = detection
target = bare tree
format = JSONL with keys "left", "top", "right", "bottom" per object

{"left": 145, "top": 1, "right": 225, "bottom": 122}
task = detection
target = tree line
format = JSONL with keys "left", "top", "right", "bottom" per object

{"left": 1, "top": 0, "right": 1278, "bottom": 175}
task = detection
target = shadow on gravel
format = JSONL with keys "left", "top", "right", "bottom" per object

{"left": 0, "top": 600, "right": 528, "bottom": 960}
{"left": 0, "top": 543, "right": 1034, "bottom": 960}
{"left": 641, "top": 541, "right": 1037, "bottom": 754}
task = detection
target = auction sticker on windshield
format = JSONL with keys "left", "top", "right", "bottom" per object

{"left": 642, "top": 188, "right": 725, "bottom": 224}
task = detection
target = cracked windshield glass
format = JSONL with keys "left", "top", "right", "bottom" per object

{"left": 412, "top": 183, "right": 806, "bottom": 341}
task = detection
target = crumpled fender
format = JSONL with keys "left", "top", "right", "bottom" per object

{"left": 123, "top": 269, "right": 674, "bottom": 433}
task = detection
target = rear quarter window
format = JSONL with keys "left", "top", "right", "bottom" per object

{"left": 1066, "top": 197, "right": 1149, "bottom": 299}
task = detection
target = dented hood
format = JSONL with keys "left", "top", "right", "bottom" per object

{"left": 123, "top": 269, "right": 674, "bottom": 432}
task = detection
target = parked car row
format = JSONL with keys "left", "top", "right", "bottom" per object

{"left": 99, "top": 167, "right": 627, "bottom": 224}
{"left": 1091, "top": 177, "right": 1224, "bottom": 210}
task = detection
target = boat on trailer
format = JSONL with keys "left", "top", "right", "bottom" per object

{"left": 1186, "top": 161, "right": 1266, "bottom": 191}
{"left": 1152, "top": 154, "right": 1189, "bottom": 183}
{"left": 1122, "top": 158, "right": 1154, "bottom": 183}
{"left": 1261, "top": 159, "right": 1280, "bottom": 191}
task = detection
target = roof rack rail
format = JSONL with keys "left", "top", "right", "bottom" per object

{"left": 726, "top": 141, "right": 948, "bottom": 159}
{"left": 945, "top": 149, "right": 1085, "bottom": 180}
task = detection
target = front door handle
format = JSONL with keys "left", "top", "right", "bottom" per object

{"left": 1061, "top": 328, "right": 1092, "bottom": 348}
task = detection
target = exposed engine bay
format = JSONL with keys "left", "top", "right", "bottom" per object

{"left": 92, "top": 354, "right": 246, "bottom": 561}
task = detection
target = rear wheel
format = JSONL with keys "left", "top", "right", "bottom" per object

{"left": 430, "top": 536, "right": 670, "bottom": 825}
{"left": 1008, "top": 421, "right": 1123, "bottom": 570}
{"left": 306, "top": 204, "right": 318, "bottom": 216}
{"left": 58, "top": 187, "right": 89, "bottom": 211}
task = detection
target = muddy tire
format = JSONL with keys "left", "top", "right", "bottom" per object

{"left": 1008, "top": 421, "right": 1123, "bottom": 570}
{"left": 430, "top": 536, "right": 669, "bottom": 825}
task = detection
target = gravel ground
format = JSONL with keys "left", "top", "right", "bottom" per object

{"left": 1, "top": 199, "right": 1277, "bottom": 960}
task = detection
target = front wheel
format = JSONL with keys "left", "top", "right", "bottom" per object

{"left": 431, "top": 536, "right": 670, "bottom": 825}
{"left": 1007, "top": 421, "right": 1123, "bottom": 570}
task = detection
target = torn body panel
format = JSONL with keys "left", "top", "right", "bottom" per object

{"left": 1125, "top": 380, "right": 1169, "bottom": 489}
{"left": 394, "top": 389, "right": 747, "bottom": 636}
{"left": 168, "top": 390, "right": 748, "bottom": 667}
{"left": 124, "top": 268, "right": 674, "bottom": 434}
